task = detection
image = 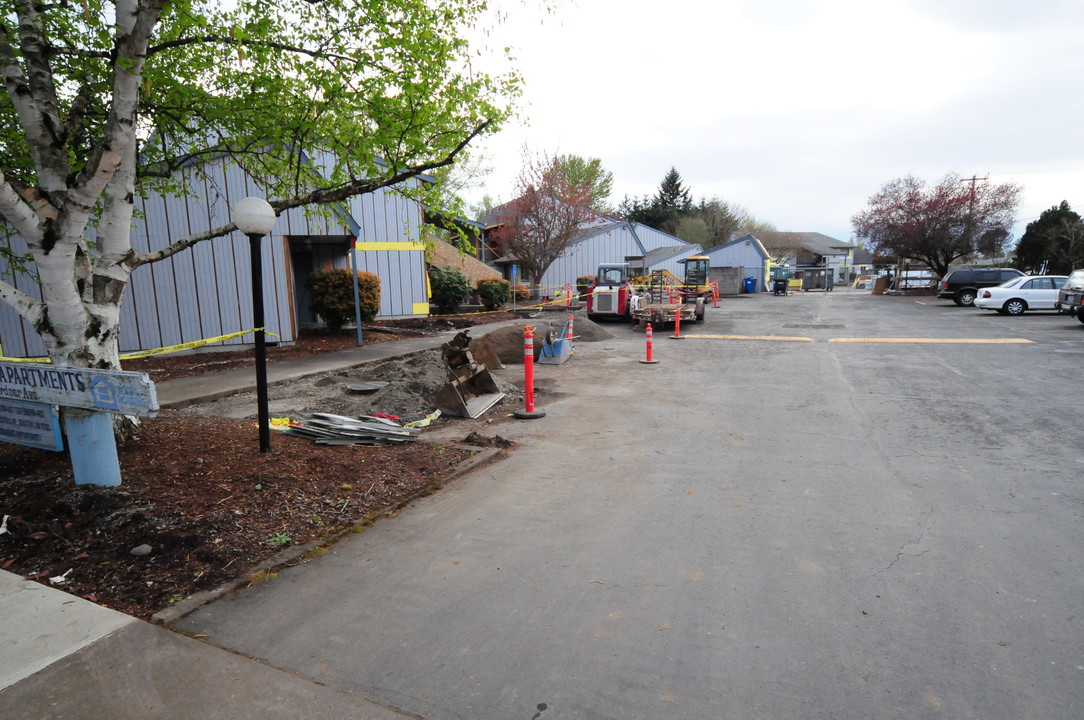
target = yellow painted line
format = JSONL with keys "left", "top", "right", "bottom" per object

{"left": 828, "top": 338, "right": 1033, "bottom": 344}
{"left": 354, "top": 241, "right": 424, "bottom": 251}
{"left": 685, "top": 334, "right": 813, "bottom": 342}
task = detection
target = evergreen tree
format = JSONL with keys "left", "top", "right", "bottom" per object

{"left": 1013, "top": 201, "right": 1084, "bottom": 274}
{"left": 618, "top": 167, "right": 694, "bottom": 234}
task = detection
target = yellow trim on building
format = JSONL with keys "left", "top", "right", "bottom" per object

{"left": 354, "top": 241, "right": 424, "bottom": 251}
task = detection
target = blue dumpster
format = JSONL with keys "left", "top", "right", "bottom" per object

{"left": 743, "top": 276, "right": 757, "bottom": 294}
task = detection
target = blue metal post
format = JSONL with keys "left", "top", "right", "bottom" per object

{"left": 64, "top": 410, "right": 121, "bottom": 487}
{"left": 351, "top": 244, "right": 363, "bottom": 347}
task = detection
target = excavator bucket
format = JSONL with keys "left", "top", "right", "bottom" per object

{"left": 432, "top": 331, "right": 506, "bottom": 418}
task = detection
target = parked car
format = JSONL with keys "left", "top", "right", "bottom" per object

{"left": 974, "top": 275, "right": 1068, "bottom": 315}
{"left": 1055, "top": 269, "right": 1084, "bottom": 324}
{"left": 937, "top": 267, "right": 1025, "bottom": 306}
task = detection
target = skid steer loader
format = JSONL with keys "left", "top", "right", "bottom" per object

{"left": 432, "top": 330, "right": 506, "bottom": 418}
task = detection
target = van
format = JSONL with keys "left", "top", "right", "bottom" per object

{"left": 1055, "top": 269, "right": 1084, "bottom": 323}
{"left": 936, "top": 267, "right": 1024, "bottom": 306}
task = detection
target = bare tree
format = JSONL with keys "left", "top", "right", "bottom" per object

{"left": 490, "top": 151, "right": 597, "bottom": 291}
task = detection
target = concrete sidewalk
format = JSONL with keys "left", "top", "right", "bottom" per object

{"left": 155, "top": 319, "right": 531, "bottom": 407}
{"left": 0, "top": 570, "right": 405, "bottom": 719}
{"left": 0, "top": 319, "right": 536, "bottom": 718}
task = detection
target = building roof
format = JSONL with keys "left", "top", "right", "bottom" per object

{"left": 425, "top": 236, "right": 501, "bottom": 285}
{"left": 757, "top": 231, "right": 854, "bottom": 256}
{"left": 703, "top": 233, "right": 771, "bottom": 261}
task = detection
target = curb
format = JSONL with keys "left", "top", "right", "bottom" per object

{"left": 152, "top": 443, "right": 503, "bottom": 626}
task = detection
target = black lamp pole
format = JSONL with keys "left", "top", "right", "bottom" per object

{"left": 248, "top": 231, "right": 271, "bottom": 453}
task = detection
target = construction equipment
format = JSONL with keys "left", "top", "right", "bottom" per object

{"left": 631, "top": 269, "right": 704, "bottom": 328}
{"left": 587, "top": 258, "right": 711, "bottom": 327}
{"left": 585, "top": 263, "right": 636, "bottom": 321}
{"left": 432, "top": 330, "right": 506, "bottom": 418}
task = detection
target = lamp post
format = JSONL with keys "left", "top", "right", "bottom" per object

{"left": 233, "top": 196, "right": 277, "bottom": 453}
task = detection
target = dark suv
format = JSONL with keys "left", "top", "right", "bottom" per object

{"left": 1055, "top": 269, "right": 1084, "bottom": 324}
{"left": 937, "top": 267, "right": 1024, "bottom": 306}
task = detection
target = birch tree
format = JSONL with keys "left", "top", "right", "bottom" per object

{"left": 0, "top": 0, "right": 521, "bottom": 371}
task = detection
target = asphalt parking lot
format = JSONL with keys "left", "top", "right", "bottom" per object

{"left": 172, "top": 287, "right": 1084, "bottom": 720}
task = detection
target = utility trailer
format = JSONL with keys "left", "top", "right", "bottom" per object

{"left": 630, "top": 270, "right": 704, "bottom": 328}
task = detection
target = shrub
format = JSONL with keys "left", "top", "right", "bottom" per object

{"left": 428, "top": 265, "right": 472, "bottom": 314}
{"left": 512, "top": 283, "right": 530, "bottom": 302}
{"left": 476, "top": 278, "right": 510, "bottom": 311}
{"left": 303, "top": 269, "right": 381, "bottom": 334}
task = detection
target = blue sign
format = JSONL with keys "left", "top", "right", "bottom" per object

{"left": 0, "top": 399, "right": 63, "bottom": 451}
{"left": 0, "top": 362, "right": 158, "bottom": 417}
{"left": 512, "top": 264, "right": 518, "bottom": 278}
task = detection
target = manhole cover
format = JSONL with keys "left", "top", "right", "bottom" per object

{"left": 346, "top": 382, "right": 388, "bottom": 394}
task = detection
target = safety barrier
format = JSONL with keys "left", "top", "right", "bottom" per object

{"left": 640, "top": 323, "right": 660, "bottom": 364}
{"left": 513, "top": 326, "right": 546, "bottom": 419}
{"left": 670, "top": 306, "right": 685, "bottom": 340}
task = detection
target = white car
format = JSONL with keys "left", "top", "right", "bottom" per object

{"left": 974, "top": 275, "right": 1069, "bottom": 315}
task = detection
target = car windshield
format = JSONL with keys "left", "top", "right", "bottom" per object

{"left": 998, "top": 276, "right": 1026, "bottom": 289}
{"left": 1065, "top": 270, "right": 1084, "bottom": 290}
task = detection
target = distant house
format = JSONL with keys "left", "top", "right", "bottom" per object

{"left": 0, "top": 154, "right": 432, "bottom": 359}
{"left": 757, "top": 231, "right": 856, "bottom": 284}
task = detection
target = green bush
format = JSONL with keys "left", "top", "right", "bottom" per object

{"left": 303, "top": 269, "right": 381, "bottom": 334}
{"left": 428, "top": 265, "right": 472, "bottom": 314}
{"left": 476, "top": 278, "right": 510, "bottom": 311}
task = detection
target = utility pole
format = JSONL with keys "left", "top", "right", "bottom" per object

{"left": 960, "top": 175, "right": 988, "bottom": 256}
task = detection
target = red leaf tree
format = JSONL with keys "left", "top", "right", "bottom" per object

{"left": 490, "top": 151, "right": 599, "bottom": 294}
{"left": 851, "top": 172, "right": 1022, "bottom": 279}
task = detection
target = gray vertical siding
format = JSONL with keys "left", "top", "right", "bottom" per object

{"left": 348, "top": 180, "right": 428, "bottom": 318}
{"left": 0, "top": 156, "right": 431, "bottom": 358}
{"left": 0, "top": 231, "right": 46, "bottom": 358}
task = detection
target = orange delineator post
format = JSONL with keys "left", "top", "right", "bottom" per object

{"left": 566, "top": 315, "right": 574, "bottom": 341}
{"left": 524, "top": 327, "right": 535, "bottom": 412}
{"left": 670, "top": 304, "right": 684, "bottom": 339}
{"left": 711, "top": 282, "right": 719, "bottom": 308}
{"left": 514, "top": 326, "right": 546, "bottom": 419}
{"left": 640, "top": 322, "right": 660, "bottom": 364}
{"left": 566, "top": 284, "right": 572, "bottom": 307}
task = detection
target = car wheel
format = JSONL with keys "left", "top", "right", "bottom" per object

{"left": 956, "top": 290, "right": 976, "bottom": 306}
{"left": 1004, "top": 299, "right": 1026, "bottom": 315}
{"left": 1077, "top": 312, "right": 1084, "bottom": 325}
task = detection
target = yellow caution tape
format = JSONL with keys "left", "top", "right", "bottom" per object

{"left": 118, "top": 328, "right": 279, "bottom": 360}
{"left": 404, "top": 410, "right": 441, "bottom": 428}
{"left": 0, "top": 328, "right": 279, "bottom": 364}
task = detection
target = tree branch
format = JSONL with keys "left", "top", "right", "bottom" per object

{"left": 128, "top": 120, "right": 492, "bottom": 268}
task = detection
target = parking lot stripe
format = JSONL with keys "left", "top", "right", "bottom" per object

{"left": 827, "top": 338, "right": 1033, "bottom": 344}
{"left": 685, "top": 334, "right": 813, "bottom": 342}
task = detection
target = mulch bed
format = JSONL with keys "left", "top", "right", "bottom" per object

{"left": 0, "top": 312, "right": 520, "bottom": 619}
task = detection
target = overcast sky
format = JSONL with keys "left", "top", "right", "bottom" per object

{"left": 466, "top": 0, "right": 1084, "bottom": 243}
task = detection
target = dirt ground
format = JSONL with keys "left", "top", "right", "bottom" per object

{"left": 0, "top": 310, "right": 609, "bottom": 620}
